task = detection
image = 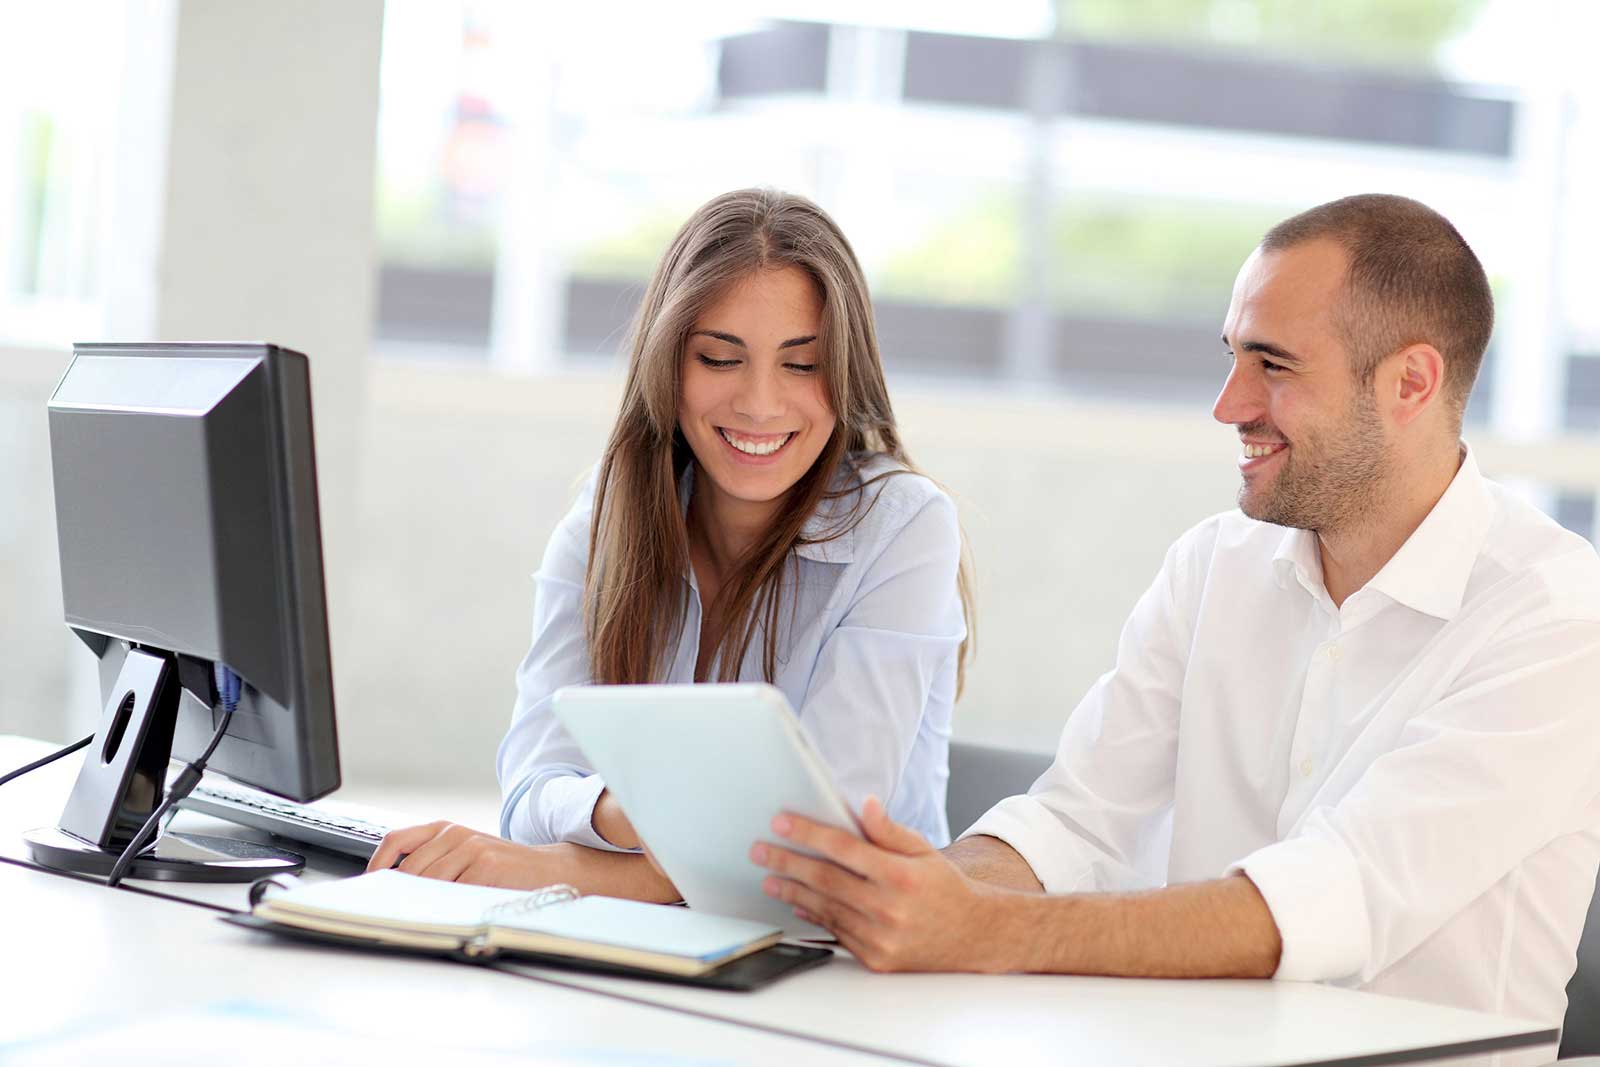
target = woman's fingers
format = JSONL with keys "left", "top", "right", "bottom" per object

{"left": 367, "top": 820, "right": 450, "bottom": 872}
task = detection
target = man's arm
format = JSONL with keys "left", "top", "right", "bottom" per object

{"left": 997, "top": 873, "right": 1281, "bottom": 978}
{"left": 943, "top": 834, "right": 1043, "bottom": 892}
{"left": 754, "top": 798, "right": 1280, "bottom": 976}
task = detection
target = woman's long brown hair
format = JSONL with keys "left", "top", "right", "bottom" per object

{"left": 584, "top": 188, "right": 975, "bottom": 691}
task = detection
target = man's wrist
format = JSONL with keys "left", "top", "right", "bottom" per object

{"left": 971, "top": 884, "right": 1051, "bottom": 974}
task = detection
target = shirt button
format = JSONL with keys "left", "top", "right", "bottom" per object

{"left": 1327, "top": 644, "right": 1342, "bottom": 662}
{"left": 1299, "top": 758, "right": 1314, "bottom": 778}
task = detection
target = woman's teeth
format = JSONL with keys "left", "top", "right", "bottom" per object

{"left": 720, "top": 429, "right": 793, "bottom": 456}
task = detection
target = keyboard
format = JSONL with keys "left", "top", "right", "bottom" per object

{"left": 178, "top": 781, "right": 395, "bottom": 860}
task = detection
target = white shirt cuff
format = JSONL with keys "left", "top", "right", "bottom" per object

{"left": 1229, "top": 831, "right": 1371, "bottom": 982}
{"left": 541, "top": 773, "right": 635, "bottom": 853}
{"left": 960, "top": 795, "right": 1098, "bottom": 893}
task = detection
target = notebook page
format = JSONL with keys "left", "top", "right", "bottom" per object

{"left": 262, "top": 869, "right": 534, "bottom": 931}
{"left": 491, "top": 897, "right": 779, "bottom": 961}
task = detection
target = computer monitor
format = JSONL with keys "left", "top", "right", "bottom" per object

{"left": 23, "top": 342, "right": 340, "bottom": 882}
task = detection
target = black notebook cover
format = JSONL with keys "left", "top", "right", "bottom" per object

{"left": 222, "top": 912, "right": 833, "bottom": 991}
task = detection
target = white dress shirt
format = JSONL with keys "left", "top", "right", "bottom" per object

{"left": 966, "top": 447, "right": 1600, "bottom": 1043}
{"left": 498, "top": 453, "right": 966, "bottom": 851}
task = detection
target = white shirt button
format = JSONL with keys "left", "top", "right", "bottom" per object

{"left": 1327, "top": 643, "right": 1343, "bottom": 662}
{"left": 1299, "top": 757, "right": 1315, "bottom": 778}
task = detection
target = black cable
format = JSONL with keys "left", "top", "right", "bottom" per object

{"left": 0, "top": 733, "right": 94, "bottom": 789}
{"left": 104, "top": 705, "right": 233, "bottom": 887}
{"left": 105, "top": 664, "right": 242, "bottom": 888}
{"left": 104, "top": 702, "right": 234, "bottom": 888}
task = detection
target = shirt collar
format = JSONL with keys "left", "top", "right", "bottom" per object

{"left": 1270, "top": 444, "right": 1493, "bottom": 621}
{"left": 676, "top": 463, "right": 856, "bottom": 567}
{"left": 1271, "top": 524, "right": 1324, "bottom": 597}
{"left": 1361, "top": 445, "right": 1493, "bottom": 620}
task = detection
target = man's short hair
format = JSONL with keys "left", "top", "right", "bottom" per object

{"left": 1260, "top": 194, "right": 1494, "bottom": 418}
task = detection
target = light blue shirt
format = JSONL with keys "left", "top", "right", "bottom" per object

{"left": 497, "top": 453, "right": 965, "bottom": 850}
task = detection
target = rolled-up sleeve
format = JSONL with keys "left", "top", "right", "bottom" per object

{"left": 796, "top": 490, "right": 966, "bottom": 846}
{"left": 495, "top": 477, "right": 631, "bottom": 851}
{"left": 1231, "top": 619, "right": 1600, "bottom": 983}
{"left": 961, "top": 531, "right": 1199, "bottom": 892}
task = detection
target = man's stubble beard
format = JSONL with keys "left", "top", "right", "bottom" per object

{"left": 1239, "top": 387, "right": 1391, "bottom": 534}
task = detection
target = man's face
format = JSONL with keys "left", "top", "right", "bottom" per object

{"left": 1213, "top": 240, "right": 1390, "bottom": 533}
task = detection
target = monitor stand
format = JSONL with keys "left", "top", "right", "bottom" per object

{"left": 23, "top": 646, "right": 304, "bottom": 882}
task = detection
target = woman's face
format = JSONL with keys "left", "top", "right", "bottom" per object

{"left": 678, "top": 266, "right": 837, "bottom": 510}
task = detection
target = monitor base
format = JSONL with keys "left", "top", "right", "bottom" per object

{"left": 22, "top": 826, "right": 304, "bottom": 883}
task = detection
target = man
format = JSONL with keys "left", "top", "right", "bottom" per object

{"left": 752, "top": 194, "right": 1600, "bottom": 1036}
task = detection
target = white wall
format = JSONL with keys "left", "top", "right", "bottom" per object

{"left": 330, "top": 361, "right": 1600, "bottom": 788}
{"left": 0, "top": 348, "right": 78, "bottom": 742}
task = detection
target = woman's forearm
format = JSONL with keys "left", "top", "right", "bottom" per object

{"left": 561, "top": 846, "right": 681, "bottom": 904}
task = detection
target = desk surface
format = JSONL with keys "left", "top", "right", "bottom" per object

{"left": 0, "top": 735, "right": 1561, "bottom": 1067}
{"left": 0, "top": 861, "right": 889, "bottom": 1066}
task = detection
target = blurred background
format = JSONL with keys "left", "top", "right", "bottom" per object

{"left": 3, "top": 0, "right": 1599, "bottom": 801}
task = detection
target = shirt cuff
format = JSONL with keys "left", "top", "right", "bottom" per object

{"left": 541, "top": 773, "right": 636, "bottom": 853}
{"left": 959, "top": 794, "right": 1097, "bottom": 894}
{"left": 1229, "top": 831, "right": 1371, "bottom": 982}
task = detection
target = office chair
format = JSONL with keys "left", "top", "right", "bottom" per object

{"left": 1559, "top": 870, "right": 1600, "bottom": 1060}
{"left": 945, "top": 740, "right": 1054, "bottom": 839}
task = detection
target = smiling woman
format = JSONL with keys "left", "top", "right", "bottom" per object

{"left": 369, "top": 189, "right": 976, "bottom": 901}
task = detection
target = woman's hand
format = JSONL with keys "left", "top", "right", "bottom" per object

{"left": 368, "top": 821, "right": 575, "bottom": 889}
{"left": 367, "top": 821, "right": 682, "bottom": 901}
{"left": 591, "top": 789, "right": 640, "bottom": 849}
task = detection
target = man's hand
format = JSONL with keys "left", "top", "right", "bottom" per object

{"left": 751, "top": 796, "right": 1021, "bottom": 973}
{"left": 367, "top": 822, "right": 679, "bottom": 901}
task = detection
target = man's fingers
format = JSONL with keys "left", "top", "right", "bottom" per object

{"left": 752, "top": 842, "right": 878, "bottom": 917}
{"left": 772, "top": 813, "right": 894, "bottom": 881}
{"left": 763, "top": 873, "right": 871, "bottom": 942}
{"left": 367, "top": 821, "right": 450, "bottom": 872}
{"left": 860, "top": 796, "right": 934, "bottom": 856}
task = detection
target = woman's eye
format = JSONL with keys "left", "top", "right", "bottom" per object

{"left": 785, "top": 363, "right": 818, "bottom": 374}
{"left": 696, "top": 353, "right": 739, "bottom": 369}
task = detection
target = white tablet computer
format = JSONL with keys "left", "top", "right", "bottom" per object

{"left": 552, "top": 683, "right": 859, "bottom": 938}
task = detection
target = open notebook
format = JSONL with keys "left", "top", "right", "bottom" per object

{"left": 231, "top": 869, "right": 831, "bottom": 989}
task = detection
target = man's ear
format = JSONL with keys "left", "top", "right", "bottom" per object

{"left": 1386, "top": 343, "right": 1445, "bottom": 428}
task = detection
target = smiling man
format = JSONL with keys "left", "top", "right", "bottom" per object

{"left": 753, "top": 195, "right": 1600, "bottom": 1038}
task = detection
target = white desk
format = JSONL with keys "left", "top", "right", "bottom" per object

{"left": 0, "top": 861, "right": 888, "bottom": 1066}
{"left": 0, "top": 735, "right": 1561, "bottom": 1066}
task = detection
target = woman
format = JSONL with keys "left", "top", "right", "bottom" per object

{"left": 369, "top": 188, "right": 973, "bottom": 900}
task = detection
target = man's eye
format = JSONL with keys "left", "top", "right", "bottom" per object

{"left": 1261, "top": 358, "right": 1286, "bottom": 373}
{"left": 696, "top": 354, "right": 739, "bottom": 369}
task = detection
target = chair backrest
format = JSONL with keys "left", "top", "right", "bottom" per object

{"left": 1563, "top": 872, "right": 1600, "bottom": 1056}
{"left": 946, "top": 740, "right": 1054, "bottom": 839}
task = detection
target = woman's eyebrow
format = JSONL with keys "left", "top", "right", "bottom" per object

{"left": 692, "top": 330, "right": 745, "bottom": 348}
{"left": 690, "top": 331, "right": 818, "bottom": 350}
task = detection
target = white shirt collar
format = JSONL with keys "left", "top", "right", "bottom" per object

{"left": 1270, "top": 444, "right": 1493, "bottom": 620}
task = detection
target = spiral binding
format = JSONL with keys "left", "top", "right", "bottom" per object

{"left": 481, "top": 883, "right": 581, "bottom": 925}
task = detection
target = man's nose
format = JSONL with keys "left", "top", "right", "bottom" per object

{"left": 1212, "top": 361, "right": 1261, "bottom": 427}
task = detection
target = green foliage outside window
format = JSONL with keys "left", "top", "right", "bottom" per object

{"left": 877, "top": 192, "right": 1280, "bottom": 323}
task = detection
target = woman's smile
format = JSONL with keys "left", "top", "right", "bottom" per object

{"left": 717, "top": 427, "right": 798, "bottom": 463}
